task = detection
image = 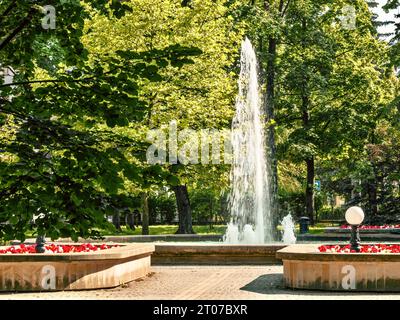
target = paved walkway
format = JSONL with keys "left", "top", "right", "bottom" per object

{"left": 1, "top": 266, "right": 400, "bottom": 300}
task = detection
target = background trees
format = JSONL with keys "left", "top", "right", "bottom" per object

{"left": 82, "top": 0, "right": 243, "bottom": 233}
{"left": 0, "top": 1, "right": 203, "bottom": 240}
{"left": 0, "top": 0, "right": 399, "bottom": 242}
{"left": 239, "top": 0, "right": 399, "bottom": 224}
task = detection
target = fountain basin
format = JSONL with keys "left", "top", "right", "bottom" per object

{"left": 0, "top": 243, "right": 154, "bottom": 291}
{"left": 277, "top": 244, "right": 400, "bottom": 292}
{"left": 12, "top": 238, "right": 289, "bottom": 265}
{"left": 152, "top": 244, "right": 286, "bottom": 265}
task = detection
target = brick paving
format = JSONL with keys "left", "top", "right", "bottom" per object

{"left": 0, "top": 265, "right": 400, "bottom": 300}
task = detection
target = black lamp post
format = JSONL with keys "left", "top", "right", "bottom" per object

{"left": 345, "top": 206, "right": 365, "bottom": 252}
{"left": 349, "top": 225, "right": 361, "bottom": 252}
{"left": 35, "top": 235, "right": 46, "bottom": 253}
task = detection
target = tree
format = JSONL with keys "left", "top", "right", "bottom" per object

{"left": 262, "top": 0, "right": 290, "bottom": 235}
{"left": 230, "top": 0, "right": 290, "bottom": 236}
{"left": 141, "top": 192, "right": 150, "bottom": 235}
{"left": 83, "top": 0, "right": 244, "bottom": 234}
{"left": 237, "top": 0, "right": 397, "bottom": 224}
{"left": 383, "top": 0, "right": 400, "bottom": 116}
{"left": 278, "top": 0, "right": 396, "bottom": 223}
{"left": 172, "top": 185, "right": 194, "bottom": 234}
{"left": 383, "top": 0, "right": 400, "bottom": 42}
{"left": 0, "top": 1, "right": 201, "bottom": 241}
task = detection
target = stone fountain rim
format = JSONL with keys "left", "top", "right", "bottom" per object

{"left": 276, "top": 243, "right": 400, "bottom": 262}
{"left": 0, "top": 243, "right": 154, "bottom": 262}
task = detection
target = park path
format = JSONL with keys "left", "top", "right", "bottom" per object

{"left": 0, "top": 266, "right": 400, "bottom": 300}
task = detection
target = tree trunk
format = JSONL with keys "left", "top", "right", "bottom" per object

{"left": 265, "top": 37, "right": 280, "bottom": 240}
{"left": 305, "top": 157, "right": 315, "bottom": 225}
{"left": 125, "top": 211, "right": 135, "bottom": 230}
{"left": 141, "top": 193, "right": 149, "bottom": 235}
{"left": 368, "top": 177, "right": 378, "bottom": 217}
{"left": 302, "top": 93, "right": 315, "bottom": 225}
{"left": 112, "top": 212, "right": 122, "bottom": 232}
{"left": 300, "top": 20, "right": 315, "bottom": 224}
{"left": 173, "top": 185, "right": 195, "bottom": 234}
{"left": 209, "top": 197, "right": 214, "bottom": 230}
{"left": 262, "top": 0, "right": 290, "bottom": 240}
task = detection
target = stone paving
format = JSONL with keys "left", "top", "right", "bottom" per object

{"left": 1, "top": 265, "right": 400, "bottom": 300}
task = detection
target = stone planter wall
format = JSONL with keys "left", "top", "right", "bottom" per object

{"left": 153, "top": 244, "right": 286, "bottom": 265}
{"left": 0, "top": 243, "right": 154, "bottom": 291}
{"left": 277, "top": 244, "right": 400, "bottom": 292}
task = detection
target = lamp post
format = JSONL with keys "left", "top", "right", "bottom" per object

{"left": 345, "top": 206, "right": 364, "bottom": 252}
{"left": 35, "top": 235, "right": 46, "bottom": 253}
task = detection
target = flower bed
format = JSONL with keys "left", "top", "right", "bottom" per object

{"left": 0, "top": 243, "right": 154, "bottom": 291}
{"left": 277, "top": 244, "right": 400, "bottom": 291}
{"left": 318, "top": 244, "right": 400, "bottom": 253}
{"left": 0, "top": 243, "right": 118, "bottom": 254}
{"left": 340, "top": 224, "right": 400, "bottom": 229}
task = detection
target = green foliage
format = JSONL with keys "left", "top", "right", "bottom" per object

{"left": 83, "top": 0, "right": 243, "bottom": 226}
{"left": 275, "top": 0, "right": 393, "bottom": 162}
{"left": 148, "top": 192, "right": 177, "bottom": 224}
{"left": 278, "top": 189, "right": 305, "bottom": 219}
{"left": 190, "top": 188, "right": 228, "bottom": 224}
{"left": 0, "top": 1, "right": 202, "bottom": 241}
{"left": 1, "top": 0, "right": 399, "bottom": 240}
{"left": 238, "top": 0, "right": 399, "bottom": 221}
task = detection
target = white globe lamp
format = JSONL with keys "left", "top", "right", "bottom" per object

{"left": 345, "top": 206, "right": 364, "bottom": 252}
{"left": 345, "top": 206, "right": 364, "bottom": 226}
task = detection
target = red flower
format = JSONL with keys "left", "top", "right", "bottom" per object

{"left": 318, "top": 244, "right": 400, "bottom": 253}
{"left": 341, "top": 224, "right": 400, "bottom": 230}
{"left": 0, "top": 243, "right": 119, "bottom": 254}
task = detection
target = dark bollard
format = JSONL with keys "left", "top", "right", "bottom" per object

{"left": 35, "top": 235, "right": 46, "bottom": 253}
{"left": 299, "top": 217, "right": 310, "bottom": 234}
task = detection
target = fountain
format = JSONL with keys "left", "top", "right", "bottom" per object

{"left": 281, "top": 214, "right": 297, "bottom": 245}
{"left": 224, "top": 38, "right": 273, "bottom": 244}
{"left": 151, "top": 38, "right": 287, "bottom": 264}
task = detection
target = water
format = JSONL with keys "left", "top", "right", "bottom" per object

{"left": 281, "top": 214, "right": 297, "bottom": 244}
{"left": 224, "top": 38, "right": 273, "bottom": 244}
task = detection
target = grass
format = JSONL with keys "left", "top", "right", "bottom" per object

{"left": 19, "top": 225, "right": 227, "bottom": 239}
{"left": 21, "top": 222, "right": 337, "bottom": 239}
{"left": 307, "top": 222, "right": 340, "bottom": 235}
{"left": 100, "top": 224, "right": 228, "bottom": 236}
{"left": 277, "top": 222, "right": 338, "bottom": 235}
{"left": 102, "top": 221, "right": 336, "bottom": 236}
